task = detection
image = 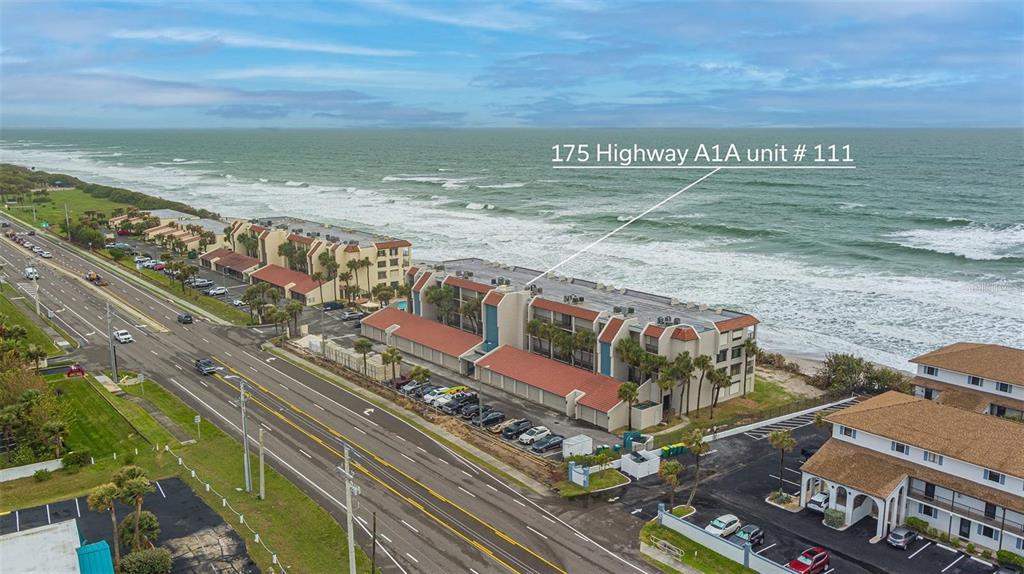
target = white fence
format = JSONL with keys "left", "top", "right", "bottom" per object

{"left": 320, "top": 340, "right": 389, "bottom": 382}
{"left": 657, "top": 504, "right": 792, "bottom": 574}
{"left": 0, "top": 458, "right": 63, "bottom": 482}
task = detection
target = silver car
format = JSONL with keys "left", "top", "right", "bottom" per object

{"left": 886, "top": 526, "right": 917, "bottom": 550}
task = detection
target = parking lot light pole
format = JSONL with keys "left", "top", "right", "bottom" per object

{"left": 240, "top": 380, "right": 252, "bottom": 493}
{"left": 106, "top": 301, "right": 119, "bottom": 384}
{"left": 336, "top": 445, "right": 357, "bottom": 574}
{"left": 259, "top": 426, "right": 265, "bottom": 500}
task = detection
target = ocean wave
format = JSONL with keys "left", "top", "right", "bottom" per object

{"left": 258, "top": 178, "right": 269, "bottom": 183}
{"left": 172, "top": 158, "right": 188, "bottom": 162}
{"left": 382, "top": 174, "right": 482, "bottom": 190}
{"left": 466, "top": 203, "right": 495, "bottom": 210}
{"left": 476, "top": 182, "right": 526, "bottom": 189}
{"left": 886, "top": 223, "right": 1024, "bottom": 261}
{"left": 284, "top": 180, "right": 308, "bottom": 187}
{"left": 837, "top": 202, "right": 864, "bottom": 210}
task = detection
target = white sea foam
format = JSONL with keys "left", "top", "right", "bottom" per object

{"left": 258, "top": 178, "right": 269, "bottom": 183}
{"left": 837, "top": 202, "right": 864, "bottom": 209}
{"left": 284, "top": 180, "right": 307, "bottom": 187}
{"left": 465, "top": 203, "right": 495, "bottom": 210}
{"left": 476, "top": 182, "right": 526, "bottom": 189}
{"left": 382, "top": 174, "right": 481, "bottom": 190}
{"left": 172, "top": 158, "right": 188, "bottom": 162}
{"left": 888, "top": 224, "right": 1024, "bottom": 261}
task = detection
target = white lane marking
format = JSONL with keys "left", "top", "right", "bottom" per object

{"left": 243, "top": 351, "right": 261, "bottom": 361}
{"left": 470, "top": 569, "right": 480, "bottom": 574}
{"left": 150, "top": 350, "right": 158, "bottom": 356}
{"left": 514, "top": 499, "right": 526, "bottom": 507}
{"left": 438, "top": 458, "right": 449, "bottom": 465}
{"left": 313, "top": 403, "right": 325, "bottom": 411}
{"left": 175, "top": 365, "right": 183, "bottom": 371}
{"left": 457, "top": 486, "right": 476, "bottom": 498}
{"left": 630, "top": 509, "right": 642, "bottom": 515}
{"left": 165, "top": 372, "right": 409, "bottom": 574}
{"left": 298, "top": 449, "right": 312, "bottom": 459}
{"left": 46, "top": 504, "right": 51, "bottom": 524}
{"left": 908, "top": 541, "right": 931, "bottom": 559}
{"left": 461, "top": 470, "right": 472, "bottom": 478}
{"left": 379, "top": 533, "right": 392, "bottom": 544}
{"left": 485, "top": 483, "right": 498, "bottom": 492}
{"left": 199, "top": 380, "right": 209, "bottom": 388}
{"left": 416, "top": 446, "right": 427, "bottom": 453}
{"left": 280, "top": 384, "right": 289, "bottom": 390}
{"left": 251, "top": 366, "right": 258, "bottom": 373}
{"left": 259, "top": 357, "right": 378, "bottom": 427}
{"left": 941, "top": 556, "right": 964, "bottom": 573}
{"left": 394, "top": 435, "right": 407, "bottom": 442}
{"left": 401, "top": 520, "right": 419, "bottom": 533}
{"left": 261, "top": 423, "right": 272, "bottom": 432}
{"left": 400, "top": 453, "right": 416, "bottom": 463}
{"left": 164, "top": 315, "right": 171, "bottom": 320}
{"left": 526, "top": 526, "right": 548, "bottom": 540}
{"left": 353, "top": 426, "right": 367, "bottom": 435}
{"left": 542, "top": 514, "right": 556, "bottom": 524}
{"left": 224, "top": 352, "right": 232, "bottom": 357}
{"left": 155, "top": 481, "right": 166, "bottom": 498}
{"left": 756, "top": 543, "right": 776, "bottom": 555}
{"left": 202, "top": 337, "right": 210, "bottom": 343}
{"left": 75, "top": 498, "right": 80, "bottom": 517}
{"left": 356, "top": 516, "right": 368, "bottom": 527}
{"left": 405, "top": 553, "right": 418, "bottom": 564}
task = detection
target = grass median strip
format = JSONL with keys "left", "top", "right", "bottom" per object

{"left": 641, "top": 520, "right": 757, "bottom": 574}
{"left": 553, "top": 468, "right": 628, "bottom": 497}
{"left": 0, "top": 283, "right": 63, "bottom": 355}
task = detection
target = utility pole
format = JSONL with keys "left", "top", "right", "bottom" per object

{"left": 336, "top": 445, "right": 357, "bottom": 574}
{"left": 33, "top": 281, "right": 40, "bottom": 317}
{"left": 240, "top": 380, "right": 252, "bottom": 493}
{"left": 371, "top": 512, "right": 377, "bottom": 572}
{"left": 258, "top": 426, "right": 265, "bottom": 500}
{"left": 106, "top": 301, "right": 119, "bottom": 384}
{"left": 64, "top": 203, "right": 71, "bottom": 241}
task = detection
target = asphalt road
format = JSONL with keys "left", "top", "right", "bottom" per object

{"left": 0, "top": 221, "right": 654, "bottom": 574}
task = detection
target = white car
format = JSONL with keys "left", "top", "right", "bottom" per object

{"left": 434, "top": 392, "right": 470, "bottom": 409}
{"left": 40, "top": 251, "right": 52, "bottom": 258}
{"left": 806, "top": 492, "right": 830, "bottom": 513}
{"left": 704, "top": 514, "right": 741, "bottom": 537}
{"left": 518, "top": 426, "right": 551, "bottom": 445}
{"left": 232, "top": 299, "right": 245, "bottom": 307}
{"left": 133, "top": 255, "right": 149, "bottom": 263}
{"left": 113, "top": 329, "right": 134, "bottom": 344}
{"left": 206, "top": 286, "right": 227, "bottom": 296}
{"left": 421, "top": 387, "right": 451, "bottom": 405}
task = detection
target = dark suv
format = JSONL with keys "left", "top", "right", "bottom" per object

{"left": 501, "top": 419, "right": 533, "bottom": 440}
{"left": 195, "top": 358, "right": 217, "bottom": 375}
{"left": 442, "top": 394, "right": 478, "bottom": 415}
{"left": 177, "top": 313, "right": 194, "bottom": 324}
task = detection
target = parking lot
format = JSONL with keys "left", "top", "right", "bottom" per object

{"left": 113, "top": 236, "right": 250, "bottom": 304}
{"left": 616, "top": 416, "right": 998, "bottom": 574}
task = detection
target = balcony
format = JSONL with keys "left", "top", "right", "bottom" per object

{"left": 907, "top": 486, "right": 1024, "bottom": 536}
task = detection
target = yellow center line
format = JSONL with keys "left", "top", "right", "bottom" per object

{"left": 210, "top": 372, "right": 525, "bottom": 574}
{"left": 211, "top": 357, "right": 567, "bottom": 574}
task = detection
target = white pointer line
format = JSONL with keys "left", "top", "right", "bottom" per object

{"left": 552, "top": 165, "right": 856, "bottom": 169}
{"left": 526, "top": 167, "right": 720, "bottom": 285}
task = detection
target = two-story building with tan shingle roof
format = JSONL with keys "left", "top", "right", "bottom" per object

{"left": 800, "top": 391, "right": 1024, "bottom": 555}
{"left": 910, "top": 343, "right": 1024, "bottom": 420}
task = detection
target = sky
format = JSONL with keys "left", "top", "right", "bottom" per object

{"left": 1, "top": 1, "right": 1021, "bottom": 128}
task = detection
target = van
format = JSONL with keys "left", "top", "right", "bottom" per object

{"left": 23, "top": 267, "right": 39, "bottom": 280}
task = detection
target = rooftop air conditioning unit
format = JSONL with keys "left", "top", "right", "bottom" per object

{"left": 596, "top": 283, "right": 605, "bottom": 290}
{"left": 578, "top": 296, "right": 584, "bottom": 302}
{"left": 656, "top": 317, "right": 664, "bottom": 325}
{"left": 614, "top": 306, "right": 623, "bottom": 313}
{"left": 536, "top": 287, "right": 543, "bottom": 294}
{"left": 491, "top": 278, "right": 497, "bottom": 285}
{"left": 673, "top": 318, "right": 681, "bottom": 325}
{"left": 627, "top": 307, "right": 635, "bottom": 315}
{"left": 466, "top": 272, "right": 473, "bottom": 277}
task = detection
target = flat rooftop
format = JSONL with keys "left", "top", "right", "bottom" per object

{"left": 0, "top": 520, "right": 81, "bottom": 573}
{"left": 253, "top": 216, "right": 400, "bottom": 247}
{"left": 429, "top": 257, "right": 753, "bottom": 332}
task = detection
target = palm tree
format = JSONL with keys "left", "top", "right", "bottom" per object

{"left": 658, "top": 460, "right": 683, "bottom": 509}
{"left": 708, "top": 369, "right": 731, "bottom": 419}
{"left": 459, "top": 296, "right": 483, "bottom": 334}
{"left": 238, "top": 231, "right": 259, "bottom": 258}
{"left": 381, "top": 346, "right": 402, "bottom": 382}
{"left": 769, "top": 430, "right": 797, "bottom": 493}
{"left": 684, "top": 427, "right": 710, "bottom": 506}
{"left": 423, "top": 284, "right": 455, "bottom": 323}
{"left": 24, "top": 344, "right": 46, "bottom": 371}
{"left": 692, "top": 354, "right": 713, "bottom": 418}
{"left": 552, "top": 329, "right": 575, "bottom": 365}
{"left": 42, "top": 420, "right": 67, "bottom": 457}
{"left": 311, "top": 271, "right": 326, "bottom": 307}
{"left": 338, "top": 271, "right": 354, "bottom": 303}
{"left": 615, "top": 338, "right": 643, "bottom": 382}
{"left": 573, "top": 329, "right": 597, "bottom": 371}
{"left": 265, "top": 285, "right": 282, "bottom": 307}
{"left": 394, "top": 283, "right": 412, "bottom": 313}
{"left": 114, "top": 465, "right": 154, "bottom": 551}
{"left": 88, "top": 483, "right": 123, "bottom": 571}
{"left": 656, "top": 371, "right": 676, "bottom": 414}
{"left": 278, "top": 242, "right": 297, "bottom": 270}
{"left": 354, "top": 338, "right": 373, "bottom": 375}
{"left": 742, "top": 338, "right": 759, "bottom": 396}
{"left": 617, "top": 382, "right": 639, "bottom": 431}
{"left": 285, "top": 300, "right": 304, "bottom": 334}
{"left": 346, "top": 260, "right": 361, "bottom": 301}
{"left": 408, "top": 365, "right": 431, "bottom": 384}
{"left": 360, "top": 257, "right": 372, "bottom": 295}
{"left": 318, "top": 252, "right": 340, "bottom": 301}
{"left": 371, "top": 284, "right": 395, "bottom": 307}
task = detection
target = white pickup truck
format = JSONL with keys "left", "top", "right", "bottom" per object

{"left": 23, "top": 267, "right": 39, "bottom": 280}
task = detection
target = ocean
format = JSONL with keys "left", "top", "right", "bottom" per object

{"left": 1, "top": 129, "right": 1021, "bottom": 369}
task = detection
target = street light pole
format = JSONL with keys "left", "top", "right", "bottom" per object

{"left": 336, "top": 445, "right": 357, "bottom": 574}
{"left": 259, "top": 426, "right": 265, "bottom": 500}
{"left": 240, "top": 380, "right": 252, "bottom": 493}
{"left": 106, "top": 301, "right": 119, "bottom": 384}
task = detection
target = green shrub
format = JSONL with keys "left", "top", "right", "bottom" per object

{"left": 965, "top": 543, "right": 975, "bottom": 554}
{"left": 927, "top": 527, "right": 939, "bottom": 538}
{"left": 33, "top": 469, "right": 52, "bottom": 482}
{"left": 904, "top": 517, "right": 929, "bottom": 533}
{"left": 9, "top": 445, "right": 37, "bottom": 466}
{"left": 63, "top": 463, "right": 80, "bottom": 474}
{"left": 980, "top": 549, "right": 992, "bottom": 559}
{"left": 938, "top": 532, "right": 950, "bottom": 543}
{"left": 768, "top": 490, "right": 792, "bottom": 504}
{"left": 823, "top": 508, "right": 845, "bottom": 528}
{"left": 119, "top": 512, "right": 160, "bottom": 553}
{"left": 951, "top": 537, "right": 962, "bottom": 549}
{"left": 997, "top": 550, "right": 1024, "bottom": 567}
{"left": 122, "top": 452, "right": 136, "bottom": 465}
{"left": 62, "top": 450, "right": 91, "bottom": 467}
{"left": 120, "top": 548, "right": 172, "bottom": 574}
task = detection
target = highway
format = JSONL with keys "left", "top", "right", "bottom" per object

{"left": 0, "top": 220, "right": 653, "bottom": 574}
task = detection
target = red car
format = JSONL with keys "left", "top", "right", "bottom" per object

{"left": 787, "top": 547, "right": 830, "bottom": 573}
{"left": 116, "top": 229, "right": 132, "bottom": 235}
{"left": 65, "top": 363, "right": 85, "bottom": 377}
{"left": 152, "top": 263, "right": 166, "bottom": 271}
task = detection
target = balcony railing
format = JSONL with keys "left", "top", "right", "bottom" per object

{"left": 907, "top": 486, "right": 1024, "bottom": 535}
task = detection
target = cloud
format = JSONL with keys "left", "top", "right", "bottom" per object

{"left": 209, "top": 65, "right": 464, "bottom": 89}
{"left": 110, "top": 27, "right": 412, "bottom": 57}
{"left": 359, "top": 1, "right": 545, "bottom": 31}
{"left": 206, "top": 104, "right": 290, "bottom": 119}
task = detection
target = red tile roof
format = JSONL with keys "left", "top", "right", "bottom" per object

{"left": 482, "top": 291, "right": 504, "bottom": 306}
{"left": 643, "top": 324, "right": 665, "bottom": 338}
{"left": 251, "top": 264, "right": 320, "bottom": 294}
{"left": 670, "top": 326, "right": 698, "bottom": 341}
{"left": 249, "top": 225, "right": 266, "bottom": 234}
{"left": 374, "top": 239, "right": 412, "bottom": 250}
{"left": 363, "top": 307, "right": 481, "bottom": 357}
{"left": 411, "top": 271, "right": 433, "bottom": 293}
{"left": 406, "top": 266, "right": 419, "bottom": 277}
{"left": 530, "top": 297, "right": 600, "bottom": 322}
{"left": 344, "top": 244, "right": 361, "bottom": 253}
{"left": 476, "top": 346, "right": 622, "bottom": 413}
{"left": 598, "top": 318, "right": 625, "bottom": 344}
{"left": 444, "top": 276, "right": 492, "bottom": 294}
{"left": 716, "top": 314, "right": 759, "bottom": 332}
{"left": 288, "top": 233, "right": 315, "bottom": 245}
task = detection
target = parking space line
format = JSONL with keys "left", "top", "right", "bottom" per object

{"left": 941, "top": 555, "right": 964, "bottom": 572}
{"left": 46, "top": 504, "right": 51, "bottom": 524}
{"left": 155, "top": 481, "right": 166, "bottom": 498}
{"left": 756, "top": 543, "right": 776, "bottom": 554}
{"left": 769, "top": 474, "right": 801, "bottom": 487}
{"left": 970, "top": 556, "right": 993, "bottom": 566}
{"left": 936, "top": 543, "right": 957, "bottom": 553}
{"left": 908, "top": 541, "right": 931, "bottom": 559}
{"left": 74, "top": 499, "right": 80, "bottom": 518}
{"left": 784, "top": 467, "right": 802, "bottom": 475}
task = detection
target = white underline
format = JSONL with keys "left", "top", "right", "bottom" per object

{"left": 552, "top": 165, "right": 856, "bottom": 169}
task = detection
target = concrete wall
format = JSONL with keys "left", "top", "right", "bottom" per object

{"left": 0, "top": 459, "right": 63, "bottom": 482}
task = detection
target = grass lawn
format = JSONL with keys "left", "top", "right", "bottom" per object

{"left": 554, "top": 468, "right": 628, "bottom": 497}
{"left": 655, "top": 377, "right": 806, "bottom": 447}
{"left": 0, "top": 284, "right": 62, "bottom": 355}
{"left": 640, "top": 520, "right": 756, "bottom": 574}
{"left": 671, "top": 505, "right": 695, "bottom": 517}
{"left": 47, "top": 374, "right": 149, "bottom": 456}
{"left": 105, "top": 255, "right": 252, "bottom": 326}
{"left": 6, "top": 189, "right": 131, "bottom": 229}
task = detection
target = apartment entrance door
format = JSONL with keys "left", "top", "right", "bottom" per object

{"left": 959, "top": 518, "right": 972, "bottom": 540}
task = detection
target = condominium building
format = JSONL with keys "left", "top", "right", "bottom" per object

{"left": 800, "top": 392, "right": 1024, "bottom": 556}
{"left": 910, "top": 343, "right": 1024, "bottom": 420}
{"left": 223, "top": 217, "right": 412, "bottom": 305}
{"left": 364, "top": 258, "right": 759, "bottom": 430}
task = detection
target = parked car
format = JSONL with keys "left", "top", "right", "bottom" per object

{"left": 195, "top": 358, "right": 217, "bottom": 375}
{"left": 341, "top": 310, "right": 364, "bottom": 321}
{"left": 735, "top": 524, "right": 764, "bottom": 546}
{"left": 441, "top": 394, "right": 478, "bottom": 415}
{"left": 502, "top": 419, "right": 534, "bottom": 440}
{"left": 806, "top": 492, "right": 830, "bottom": 513}
{"left": 530, "top": 434, "right": 564, "bottom": 453}
{"left": 886, "top": 526, "right": 918, "bottom": 550}
{"left": 113, "top": 329, "right": 134, "bottom": 344}
{"left": 434, "top": 392, "right": 470, "bottom": 410}
{"left": 472, "top": 410, "right": 505, "bottom": 427}
{"left": 786, "top": 547, "right": 830, "bottom": 574}
{"left": 461, "top": 404, "right": 490, "bottom": 419}
{"left": 32, "top": 246, "right": 43, "bottom": 254}
{"left": 400, "top": 381, "right": 423, "bottom": 395}
{"left": 995, "top": 565, "right": 1024, "bottom": 574}
{"left": 232, "top": 299, "right": 245, "bottom": 307}
{"left": 704, "top": 514, "right": 741, "bottom": 537}
{"left": 489, "top": 417, "right": 519, "bottom": 434}
{"left": 206, "top": 286, "right": 227, "bottom": 297}
{"left": 323, "top": 301, "right": 343, "bottom": 311}
{"left": 177, "top": 313, "right": 194, "bottom": 324}
{"left": 133, "top": 255, "right": 149, "bottom": 263}
{"left": 518, "top": 426, "right": 551, "bottom": 445}
{"left": 191, "top": 278, "right": 213, "bottom": 289}
{"left": 422, "top": 387, "right": 451, "bottom": 405}
{"left": 800, "top": 445, "right": 820, "bottom": 460}
{"left": 411, "top": 384, "right": 438, "bottom": 399}
{"left": 152, "top": 263, "right": 165, "bottom": 271}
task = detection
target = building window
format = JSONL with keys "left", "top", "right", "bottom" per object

{"left": 377, "top": 271, "right": 387, "bottom": 280}
{"left": 923, "top": 366, "right": 938, "bottom": 376}
{"left": 377, "top": 249, "right": 386, "bottom": 256}
{"left": 1017, "top": 536, "right": 1023, "bottom": 550}
{"left": 918, "top": 504, "right": 936, "bottom": 518}
{"left": 996, "top": 382, "right": 1013, "bottom": 393}
{"left": 840, "top": 426, "right": 856, "bottom": 439}
{"left": 390, "top": 258, "right": 399, "bottom": 266}
{"left": 923, "top": 451, "right": 944, "bottom": 466}
{"left": 983, "top": 469, "right": 1005, "bottom": 485}
{"left": 730, "top": 364, "right": 741, "bottom": 376}
{"left": 731, "top": 346, "right": 743, "bottom": 359}
{"left": 891, "top": 441, "right": 910, "bottom": 455}
{"left": 977, "top": 524, "right": 999, "bottom": 540}
{"left": 732, "top": 330, "right": 742, "bottom": 340}
{"left": 922, "top": 388, "right": 936, "bottom": 400}
{"left": 716, "top": 349, "right": 728, "bottom": 362}
{"left": 968, "top": 376, "right": 983, "bottom": 386}
{"left": 377, "top": 261, "right": 386, "bottom": 268}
